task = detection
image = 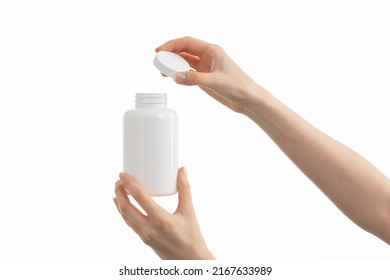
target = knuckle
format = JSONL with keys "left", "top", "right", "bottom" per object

{"left": 120, "top": 173, "right": 129, "bottom": 184}
{"left": 114, "top": 183, "right": 122, "bottom": 193}
{"left": 141, "top": 235, "right": 153, "bottom": 246}
{"left": 124, "top": 219, "right": 133, "bottom": 228}
{"left": 118, "top": 204, "right": 128, "bottom": 215}
{"left": 210, "top": 43, "right": 223, "bottom": 53}
{"left": 186, "top": 73, "right": 197, "bottom": 85}
{"left": 154, "top": 215, "right": 172, "bottom": 231}
{"left": 144, "top": 228, "right": 158, "bottom": 245}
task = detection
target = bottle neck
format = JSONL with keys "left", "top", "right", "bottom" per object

{"left": 135, "top": 93, "right": 167, "bottom": 109}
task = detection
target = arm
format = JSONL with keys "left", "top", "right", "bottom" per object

{"left": 243, "top": 86, "right": 390, "bottom": 244}
{"left": 157, "top": 36, "right": 390, "bottom": 244}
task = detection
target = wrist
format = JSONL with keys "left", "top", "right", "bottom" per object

{"left": 241, "top": 82, "right": 275, "bottom": 118}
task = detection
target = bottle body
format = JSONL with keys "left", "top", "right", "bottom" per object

{"left": 123, "top": 93, "right": 178, "bottom": 196}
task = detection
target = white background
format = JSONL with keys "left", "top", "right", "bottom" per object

{"left": 0, "top": 0, "right": 389, "bottom": 261}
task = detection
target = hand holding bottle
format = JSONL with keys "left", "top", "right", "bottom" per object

{"left": 113, "top": 167, "right": 215, "bottom": 260}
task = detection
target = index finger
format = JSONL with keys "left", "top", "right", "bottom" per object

{"left": 155, "top": 36, "right": 211, "bottom": 55}
{"left": 119, "top": 172, "right": 163, "bottom": 216}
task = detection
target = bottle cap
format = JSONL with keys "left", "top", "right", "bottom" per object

{"left": 153, "top": 51, "right": 190, "bottom": 77}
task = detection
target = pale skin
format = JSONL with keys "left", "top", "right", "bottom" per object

{"left": 114, "top": 36, "right": 390, "bottom": 259}
{"left": 114, "top": 167, "right": 215, "bottom": 259}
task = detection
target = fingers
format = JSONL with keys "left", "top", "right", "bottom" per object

{"left": 113, "top": 197, "right": 145, "bottom": 237}
{"left": 176, "top": 166, "right": 194, "bottom": 215}
{"left": 114, "top": 181, "right": 146, "bottom": 226}
{"left": 119, "top": 172, "right": 163, "bottom": 216}
{"left": 173, "top": 71, "right": 214, "bottom": 88}
{"left": 155, "top": 36, "right": 211, "bottom": 55}
{"left": 179, "top": 52, "right": 201, "bottom": 69}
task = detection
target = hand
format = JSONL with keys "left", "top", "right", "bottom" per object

{"left": 156, "top": 36, "right": 263, "bottom": 114}
{"left": 113, "top": 167, "right": 215, "bottom": 260}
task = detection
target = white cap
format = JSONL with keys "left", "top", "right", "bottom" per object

{"left": 153, "top": 51, "right": 190, "bottom": 77}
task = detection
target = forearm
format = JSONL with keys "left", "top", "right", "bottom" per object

{"left": 242, "top": 84, "right": 390, "bottom": 243}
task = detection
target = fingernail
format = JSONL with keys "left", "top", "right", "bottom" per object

{"left": 174, "top": 73, "right": 186, "bottom": 83}
{"left": 182, "top": 166, "right": 187, "bottom": 178}
{"left": 119, "top": 172, "right": 125, "bottom": 180}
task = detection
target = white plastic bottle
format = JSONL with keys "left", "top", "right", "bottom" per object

{"left": 123, "top": 93, "right": 178, "bottom": 196}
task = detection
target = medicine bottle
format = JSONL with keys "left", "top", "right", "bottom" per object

{"left": 123, "top": 93, "right": 178, "bottom": 196}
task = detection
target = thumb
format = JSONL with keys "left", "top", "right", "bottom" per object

{"left": 173, "top": 71, "right": 210, "bottom": 87}
{"left": 176, "top": 166, "right": 194, "bottom": 215}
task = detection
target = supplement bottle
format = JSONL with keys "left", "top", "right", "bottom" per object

{"left": 123, "top": 93, "right": 178, "bottom": 196}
